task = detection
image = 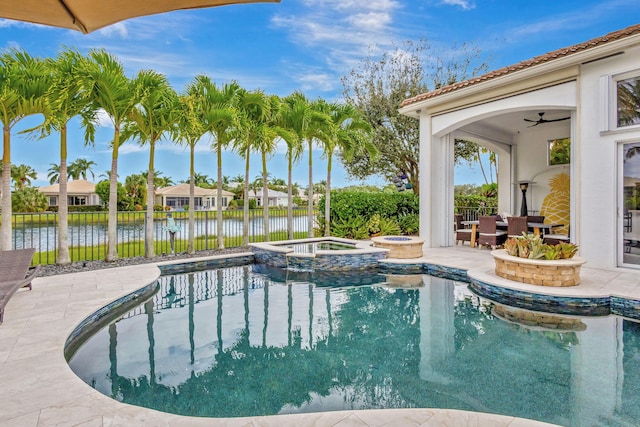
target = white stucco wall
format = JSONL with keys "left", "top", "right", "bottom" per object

{"left": 578, "top": 45, "right": 640, "bottom": 268}
{"left": 513, "top": 123, "right": 571, "bottom": 213}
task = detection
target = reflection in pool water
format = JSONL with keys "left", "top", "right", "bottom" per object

{"left": 68, "top": 265, "right": 640, "bottom": 426}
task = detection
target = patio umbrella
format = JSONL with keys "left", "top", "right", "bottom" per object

{"left": 1, "top": 0, "right": 280, "bottom": 34}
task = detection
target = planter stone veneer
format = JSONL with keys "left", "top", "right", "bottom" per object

{"left": 491, "top": 249, "right": 586, "bottom": 287}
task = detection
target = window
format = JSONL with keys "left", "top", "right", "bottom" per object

{"left": 222, "top": 197, "right": 228, "bottom": 207}
{"left": 48, "top": 196, "right": 58, "bottom": 206}
{"left": 617, "top": 76, "right": 640, "bottom": 127}
{"left": 68, "top": 196, "right": 87, "bottom": 206}
{"left": 548, "top": 138, "right": 570, "bottom": 166}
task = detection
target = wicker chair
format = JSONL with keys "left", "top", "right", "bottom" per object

{"left": 478, "top": 216, "right": 507, "bottom": 249}
{"left": 544, "top": 227, "right": 570, "bottom": 246}
{"left": 0, "top": 248, "right": 40, "bottom": 324}
{"left": 454, "top": 214, "right": 475, "bottom": 245}
{"left": 527, "top": 215, "right": 545, "bottom": 224}
{"left": 507, "top": 216, "right": 528, "bottom": 238}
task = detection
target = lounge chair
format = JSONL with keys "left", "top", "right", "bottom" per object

{"left": 0, "top": 249, "right": 41, "bottom": 324}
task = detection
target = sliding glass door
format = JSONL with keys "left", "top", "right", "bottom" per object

{"left": 621, "top": 142, "right": 640, "bottom": 266}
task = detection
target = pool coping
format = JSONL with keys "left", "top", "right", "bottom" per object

{"left": 9, "top": 245, "right": 636, "bottom": 426}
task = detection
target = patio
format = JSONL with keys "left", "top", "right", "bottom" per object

{"left": 3, "top": 246, "right": 639, "bottom": 426}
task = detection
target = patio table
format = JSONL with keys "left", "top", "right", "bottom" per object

{"left": 461, "top": 220, "right": 564, "bottom": 248}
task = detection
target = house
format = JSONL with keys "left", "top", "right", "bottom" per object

{"left": 38, "top": 179, "right": 101, "bottom": 207}
{"left": 247, "top": 188, "right": 290, "bottom": 207}
{"left": 155, "top": 183, "right": 234, "bottom": 211}
{"left": 399, "top": 24, "right": 640, "bottom": 270}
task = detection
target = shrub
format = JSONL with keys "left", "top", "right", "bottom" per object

{"left": 504, "top": 234, "right": 578, "bottom": 260}
{"left": 320, "top": 191, "right": 419, "bottom": 236}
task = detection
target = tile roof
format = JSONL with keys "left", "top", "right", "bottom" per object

{"left": 38, "top": 179, "right": 96, "bottom": 194}
{"left": 401, "top": 23, "right": 640, "bottom": 108}
{"left": 155, "top": 183, "right": 234, "bottom": 196}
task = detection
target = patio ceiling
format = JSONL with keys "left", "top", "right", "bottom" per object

{"left": 464, "top": 110, "right": 572, "bottom": 142}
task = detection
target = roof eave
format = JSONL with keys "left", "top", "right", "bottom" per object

{"left": 399, "top": 32, "right": 640, "bottom": 117}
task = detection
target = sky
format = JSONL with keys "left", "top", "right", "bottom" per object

{"left": 1, "top": 0, "right": 638, "bottom": 189}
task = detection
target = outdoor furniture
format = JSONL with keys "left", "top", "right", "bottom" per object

{"left": 454, "top": 214, "right": 476, "bottom": 246}
{"left": 507, "top": 216, "right": 528, "bottom": 238}
{"left": 0, "top": 248, "right": 40, "bottom": 324}
{"left": 478, "top": 216, "right": 507, "bottom": 249}
{"left": 544, "top": 227, "right": 570, "bottom": 246}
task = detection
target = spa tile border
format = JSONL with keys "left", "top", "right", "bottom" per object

{"left": 378, "top": 259, "right": 640, "bottom": 320}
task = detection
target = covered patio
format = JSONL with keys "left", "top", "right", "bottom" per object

{"left": 400, "top": 23, "right": 640, "bottom": 271}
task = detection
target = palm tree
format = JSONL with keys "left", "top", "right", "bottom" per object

{"left": 149, "top": 171, "right": 173, "bottom": 189}
{"left": 69, "top": 158, "right": 97, "bottom": 181}
{"left": 12, "top": 187, "right": 48, "bottom": 212}
{"left": 190, "top": 76, "right": 241, "bottom": 249}
{"left": 78, "top": 49, "right": 142, "bottom": 261}
{"left": 233, "top": 88, "right": 268, "bottom": 245}
{"left": 123, "top": 70, "right": 177, "bottom": 258}
{"left": 124, "top": 173, "right": 146, "bottom": 207}
{"left": 27, "top": 49, "right": 96, "bottom": 262}
{"left": 284, "top": 92, "right": 331, "bottom": 237}
{"left": 318, "top": 102, "right": 374, "bottom": 236}
{"left": 280, "top": 93, "right": 307, "bottom": 239}
{"left": 47, "top": 163, "right": 60, "bottom": 184}
{"left": 192, "top": 173, "right": 213, "bottom": 188}
{"left": 174, "top": 93, "right": 206, "bottom": 254}
{"left": 10, "top": 164, "right": 38, "bottom": 190}
{"left": 0, "top": 49, "right": 49, "bottom": 250}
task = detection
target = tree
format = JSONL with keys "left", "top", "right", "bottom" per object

{"left": 190, "top": 76, "right": 241, "bottom": 249}
{"left": 233, "top": 88, "right": 267, "bottom": 245}
{"left": 341, "top": 39, "right": 489, "bottom": 195}
{"left": 95, "top": 180, "right": 129, "bottom": 210}
{"left": 317, "top": 102, "right": 375, "bottom": 236}
{"left": 280, "top": 93, "right": 307, "bottom": 239}
{"left": 12, "top": 187, "right": 48, "bottom": 212}
{"left": 0, "top": 49, "right": 49, "bottom": 250}
{"left": 47, "top": 163, "right": 60, "bottom": 184}
{"left": 78, "top": 49, "right": 142, "bottom": 261}
{"left": 174, "top": 92, "right": 206, "bottom": 254}
{"left": 69, "top": 158, "right": 97, "bottom": 181}
{"left": 123, "top": 70, "right": 177, "bottom": 257}
{"left": 10, "top": 164, "right": 37, "bottom": 190}
{"left": 34, "top": 49, "right": 96, "bottom": 264}
{"left": 124, "top": 173, "right": 147, "bottom": 208}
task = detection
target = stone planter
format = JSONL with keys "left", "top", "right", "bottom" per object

{"left": 491, "top": 249, "right": 586, "bottom": 287}
{"left": 371, "top": 236, "right": 425, "bottom": 259}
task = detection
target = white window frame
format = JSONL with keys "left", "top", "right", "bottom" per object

{"left": 602, "top": 69, "right": 640, "bottom": 132}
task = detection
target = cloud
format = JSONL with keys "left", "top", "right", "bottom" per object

{"left": 95, "top": 110, "right": 113, "bottom": 128}
{"left": 96, "top": 22, "right": 128, "bottom": 38}
{"left": 271, "top": 0, "right": 404, "bottom": 89}
{"left": 441, "top": 0, "right": 475, "bottom": 10}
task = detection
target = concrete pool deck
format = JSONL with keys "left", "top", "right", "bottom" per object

{"left": 5, "top": 244, "right": 639, "bottom": 426}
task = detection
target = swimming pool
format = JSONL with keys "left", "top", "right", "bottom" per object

{"left": 67, "top": 265, "right": 640, "bottom": 426}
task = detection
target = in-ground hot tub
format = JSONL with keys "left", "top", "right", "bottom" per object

{"left": 371, "top": 235, "right": 425, "bottom": 259}
{"left": 250, "top": 237, "right": 388, "bottom": 271}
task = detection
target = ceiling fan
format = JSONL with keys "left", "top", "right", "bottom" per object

{"left": 524, "top": 112, "right": 570, "bottom": 127}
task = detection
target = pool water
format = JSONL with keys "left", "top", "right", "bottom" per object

{"left": 68, "top": 265, "right": 640, "bottom": 426}
{"left": 282, "top": 241, "right": 356, "bottom": 254}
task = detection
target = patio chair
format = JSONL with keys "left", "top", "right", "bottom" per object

{"left": 543, "top": 227, "right": 570, "bottom": 246}
{"left": 478, "top": 216, "right": 507, "bottom": 249}
{"left": 454, "top": 214, "right": 475, "bottom": 246}
{"left": 507, "top": 216, "right": 528, "bottom": 238}
{"left": 0, "top": 248, "right": 41, "bottom": 324}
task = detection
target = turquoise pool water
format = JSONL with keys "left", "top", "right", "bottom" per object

{"left": 68, "top": 265, "right": 640, "bottom": 426}
{"left": 281, "top": 241, "right": 356, "bottom": 254}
